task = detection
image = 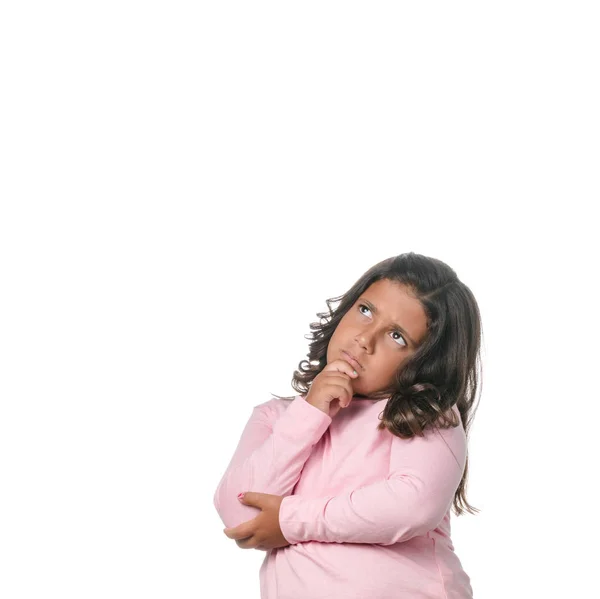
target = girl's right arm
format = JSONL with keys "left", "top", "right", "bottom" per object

{"left": 212, "top": 395, "right": 332, "bottom": 530}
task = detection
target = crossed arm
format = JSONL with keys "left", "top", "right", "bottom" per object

{"left": 214, "top": 396, "right": 466, "bottom": 547}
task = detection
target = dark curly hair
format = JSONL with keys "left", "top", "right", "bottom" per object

{"left": 272, "top": 252, "right": 483, "bottom": 517}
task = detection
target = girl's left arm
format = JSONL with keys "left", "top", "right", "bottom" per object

{"left": 278, "top": 419, "right": 468, "bottom": 545}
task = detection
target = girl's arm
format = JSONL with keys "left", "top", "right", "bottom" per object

{"left": 213, "top": 395, "right": 331, "bottom": 530}
{"left": 278, "top": 416, "right": 467, "bottom": 545}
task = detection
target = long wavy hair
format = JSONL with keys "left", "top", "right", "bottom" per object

{"left": 272, "top": 252, "right": 483, "bottom": 517}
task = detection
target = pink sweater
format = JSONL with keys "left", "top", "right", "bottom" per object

{"left": 213, "top": 394, "right": 474, "bottom": 599}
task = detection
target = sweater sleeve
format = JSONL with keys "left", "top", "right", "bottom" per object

{"left": 278, "top": 412, "right": 467, "bottom": 546}
{"left": 213, "top": 395, "right": 332, "bottom": 530}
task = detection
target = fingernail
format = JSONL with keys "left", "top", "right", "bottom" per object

{"left": 237, "top": 492, "right": 245, "bottom": 500}
{"left": 353, "top": 370, "right": 358, "bottom": 376}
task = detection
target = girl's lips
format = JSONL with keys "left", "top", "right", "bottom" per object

{"left": 342, "top": 350, "right": 362, "bottom": 371}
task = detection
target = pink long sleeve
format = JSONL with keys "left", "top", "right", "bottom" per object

{"left": 217, "top": 395, "right": 473, "bottom": 598}
{"left": 212, "top": 395, "right": 332, "bottom": 530}
{"left": 278, "top": 406, "right": 467, "bottom": 546}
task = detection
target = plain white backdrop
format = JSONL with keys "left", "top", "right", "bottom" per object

{"left": 1, "top": 1, "right": 598, "bottom": 597}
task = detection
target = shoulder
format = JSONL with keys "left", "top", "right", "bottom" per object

{"left": 394, "top": 404, "right": 467, "bottom": 456}
{"left": 251, "top": 394, "right": 301, "bottom": 420}
{"left": 426, "top": 404, "right": 467, "bottom": 467}
{"left": 429, "top": 404, "right": 465, "bottom": 439}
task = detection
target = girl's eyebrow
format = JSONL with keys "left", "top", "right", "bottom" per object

{"left": 358, "top": 297, "right": 418, "bottom": 347}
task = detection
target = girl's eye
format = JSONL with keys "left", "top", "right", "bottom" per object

{"left": 357, "top": 304, "right": 407, "bottom": 347}
{"left": 390, "top": 331, "right": 407, "bottom": 347}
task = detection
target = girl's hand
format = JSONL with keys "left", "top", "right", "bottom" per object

{"left": 223, "top": 492, "right": 290, "bottom": 551}
{"left": 305, "top": 358, "right": 359, "bottom": 418}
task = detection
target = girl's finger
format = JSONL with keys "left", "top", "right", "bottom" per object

{"left": 323, "top": 358, "right": 359, "bottom": 379}
{"left": 321, "top": 377, "right": 355, "bottom": 408}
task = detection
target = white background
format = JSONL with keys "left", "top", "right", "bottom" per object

{"left": 1, "top": 1, "right": 598, "bottom": 597}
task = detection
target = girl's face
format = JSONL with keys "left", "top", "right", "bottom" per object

{"left": 326, "top": 279, "right": 428, "bottom": 398}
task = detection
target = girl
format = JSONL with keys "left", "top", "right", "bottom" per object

{"left": 213, "top": 252, "right": 481, "bottom": 598}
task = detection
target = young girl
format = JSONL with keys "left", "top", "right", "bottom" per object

{"left": 213, "top": 252, "right": 481, "bottom": 599}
